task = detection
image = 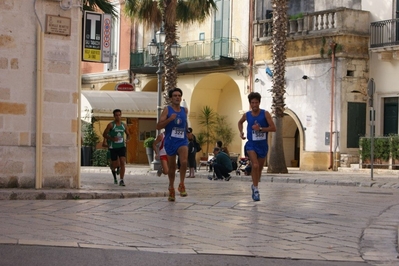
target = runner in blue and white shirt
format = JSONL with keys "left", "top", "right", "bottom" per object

{"left": 238, "top": 92, "right": 276, "bottom": 201}
{"left": 156, "top": 88, "right": 189, "bottom": 202}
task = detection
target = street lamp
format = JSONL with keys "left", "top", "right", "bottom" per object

{"left": 147, "top": 28, "right": 181, "bottom": 135}
{"left": 147, "top": 28, "right": 180, "bottom": 171}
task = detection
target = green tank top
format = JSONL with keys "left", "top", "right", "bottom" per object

{"left": 109, "top": 122, "right": 126, "bottom": 149}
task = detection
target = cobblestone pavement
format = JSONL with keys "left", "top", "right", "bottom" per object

{"left": 0, "top": 166, "right": 398, "bottom": 265}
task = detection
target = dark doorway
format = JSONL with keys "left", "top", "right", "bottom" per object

{"left": 347, "top": 102, "right": 366, "bottom": 148}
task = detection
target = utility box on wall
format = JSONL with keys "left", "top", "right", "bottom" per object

{"left": 325, "top": 132, "right": 330, "bottom": 146}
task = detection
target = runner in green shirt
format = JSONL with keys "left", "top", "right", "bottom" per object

{"left": 103, "top": 109, "right": 130, "bottom": 186}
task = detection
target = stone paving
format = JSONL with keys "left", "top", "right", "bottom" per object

{"left": 0, "top": 166, "right": 398, "bottom": 265}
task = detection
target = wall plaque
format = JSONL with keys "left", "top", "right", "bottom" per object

{"left": 45, "top": 15, "right": 71, "bottom": 36}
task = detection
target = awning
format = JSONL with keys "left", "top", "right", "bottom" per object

{"left": 81, "top": 91, "right": 157, "bottom": 121}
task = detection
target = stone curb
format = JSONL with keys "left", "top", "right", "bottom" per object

{"left": 0, "top": 189, "right": 167, "bottom": 201}
{"left": 0, "top": 169, "right": 398, "bottom": 200}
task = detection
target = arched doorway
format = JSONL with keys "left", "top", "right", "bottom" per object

{"left": 283, "top": 109, "right": 305, "bottom": 168}
{"left": 188, "top": 73, "right": 242, "bottom": 155}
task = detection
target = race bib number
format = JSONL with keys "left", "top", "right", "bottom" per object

{"left": 171, "top": 127, "right": 185, "bottom": 138}
{"left": 252, "top": 130, "right": 266, "bottom": 141}
{"left": 115, "top": 133, "right": 123, "bottom": 143}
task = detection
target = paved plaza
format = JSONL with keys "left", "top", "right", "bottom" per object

{"left": 0, "top": 166, "right": 398, "bottom": 265}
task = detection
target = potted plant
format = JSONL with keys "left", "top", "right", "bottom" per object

{"left": 144, "top": 137, "right": 155, "bottom": 167}
{"left": 82, "top": 120, "right": 100, "bottom": 166}
{"left": 196, "top": 133, "right": 207, "bottom": 159}
{"left": 214, "top": 115, "right": 233, "bottom": 149}
{"left": 289, "top": 13, "right": 303, "bottom": 35}
{"left": 198, "top": 106, "right": 217, "bottom": 154}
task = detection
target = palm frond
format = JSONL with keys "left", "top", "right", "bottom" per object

{"left": 83, "top": 0, "right": 118, "bottom": 17}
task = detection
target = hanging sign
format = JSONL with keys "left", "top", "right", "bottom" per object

{"left": 83, "top": 11, "right": 111, "bottom": 63}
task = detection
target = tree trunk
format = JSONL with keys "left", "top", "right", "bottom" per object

{"left": 267, "top": 117, "right": 287, "bottom": 173}
{"left": 163, "top": 0, "right": 178, "bottom": 102}
{"left": 268, "top": 0, "right": 288, "bottom": 173}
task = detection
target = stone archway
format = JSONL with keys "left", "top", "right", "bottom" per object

{"left": 187, "top": 73, "right": 243, "bottom": 155}
{"left": 283, "top": 109, "right": 305, "bottom": 168}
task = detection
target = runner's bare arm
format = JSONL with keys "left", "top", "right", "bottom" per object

{"left": 238, "top": 113, "right": 247, "bottom": 140}
{"left": 156, "top": 107, "right": 176, "bottom": 130}
{"left": 263, "top": 111, "right": 276, "bottom": 132}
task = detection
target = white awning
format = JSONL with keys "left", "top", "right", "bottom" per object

{"left": 81, "top": 91, "right": 157, "bottom": 121}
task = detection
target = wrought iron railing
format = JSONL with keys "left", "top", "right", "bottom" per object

{"left": 370, "top": 18, "right": 399, "bottom": 48}
{"left": 130, "top": 37, "right": 248, "bottom": 69}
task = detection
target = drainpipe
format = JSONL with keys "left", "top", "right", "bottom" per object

{"left": 248, "top": 0, "right": 254, "bottom": 93}
{"left": 329, "top": 41, "right": 336, "bottom": 170}
{"left": 77, "top": 8, "right": 83, "bottom": 188}
{"left": 35, "top": 22, "right": 44, "bottom": 188}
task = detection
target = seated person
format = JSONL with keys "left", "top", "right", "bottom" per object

{"left": 209, "top": 140, "right": 229, "bottom": 172}
{"left": 211, "top": 147, "right": 233, "bottom": 181}
{"left": 216, "top": 140, "right": 230, "bottom": 155}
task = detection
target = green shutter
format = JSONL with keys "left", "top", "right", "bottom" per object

{"left": 383, "top": 97, "right": 398, "bottom": 136}
{"left": 347, "top": 102, "right": 366, "bottom": 148}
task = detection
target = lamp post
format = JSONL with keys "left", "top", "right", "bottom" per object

{"left": 148, "top": 29, "right": 166, "bottom": 135}
{"left": 147, "top": 28, "right": 181, "bottom": 171}
{"left": 147, "top": 29, "right": 181, "bottom": 135}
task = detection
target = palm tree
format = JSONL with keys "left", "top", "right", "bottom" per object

{"left": 198, "top": 106, "right": 217, "bottom": 154}
{"left": 125, "top": 0, "right": 217, "bottom": 100}
{"left": 267, "top": 0, "right": 288, "bottom": 173}
{"left": 83, "top": 0, "right": 118, "bottom": 17}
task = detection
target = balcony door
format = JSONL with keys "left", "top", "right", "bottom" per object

{"left": 255, "top": 0, "right": 272, "bottom": 20}
{"left": 213, "top": 0, "right": 230, "bottom": 58}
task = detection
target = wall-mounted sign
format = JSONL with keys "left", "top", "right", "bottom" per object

{"left": 45, "top": 15, "right": 71, "bottom": 36}
{"left": 102, "top": 13, "right": 111, "bottom": 63}
{"left": 82, "top": 11, "right": 111, "bottom": 63}
{"left": 115, "top": 82, "right": 134, "bottom": 91}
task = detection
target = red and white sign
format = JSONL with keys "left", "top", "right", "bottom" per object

{"left": 115, "top": 82, "right": 134, "bottom": 91}
{"left": 102, "top": 13, "right": 111, "bottom": 63}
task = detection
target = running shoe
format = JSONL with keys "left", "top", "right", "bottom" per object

{"left": 251, "top": 184, "right": 260, "bottom": 201}
{"left": 178, "top": 183, "right": 187, "bottom": 197}
{"left": 168, "top": 187, "right": 175, "bottom": 202}
{"left": 119, "top": 180, "right": 125, "bottom": 186}
{"left": 157, "top": 167, "right": 162, "bottom": 177}
{"left": 225, "top": 175, "right": 231, "bottom": 181}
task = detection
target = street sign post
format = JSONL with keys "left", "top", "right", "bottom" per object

{"left": 367, "top": 78, "right": 375, "bottom": 181}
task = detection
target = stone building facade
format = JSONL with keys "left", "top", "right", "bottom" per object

{"left": 0, "top": 1, "right": 81, "bottom": 188}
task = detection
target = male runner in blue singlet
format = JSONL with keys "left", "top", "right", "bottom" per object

{"left": 238, "top": 92, "right": 276, "bottom": 201}
{"left": 156, "top": 88, "right": 189, "bottom": 202}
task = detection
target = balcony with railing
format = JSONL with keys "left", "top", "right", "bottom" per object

{"left": 130, "top": 37, "right": 248, "bottom": 73}
{"left": 253, "top": 7, "right": 369, "bottom": 42}
{"left": 370, "top": 18, "right": 399, "bottom": 49}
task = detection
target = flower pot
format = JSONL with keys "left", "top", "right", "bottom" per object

{"left": 297, "top": 18, "right": 304, "bottom": 34}
{"left": 289, "top": 19, "right": 297, "bottom": 35}
{"left": 145, "top": 147, "right": 154, "bottom": 168}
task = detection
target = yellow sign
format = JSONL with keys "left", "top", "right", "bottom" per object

{"left": 83, "top": 49, "right": 102, "bottom": 62}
